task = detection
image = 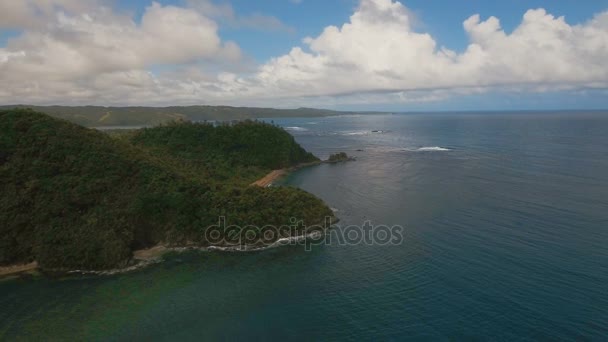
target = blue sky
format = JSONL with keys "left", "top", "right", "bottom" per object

{"left": 116, "top": 0, "right": 608, "bottom": 62}
{"left": 1, "top": 0, "right": 608, "bottom": 110}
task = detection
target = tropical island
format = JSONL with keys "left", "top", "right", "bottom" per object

{"left": 0, "top": 109, "right": 336, "bottom": 274}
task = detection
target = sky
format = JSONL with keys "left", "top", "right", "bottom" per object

{"left": 1, "top": 0, "right": 608, "bottom": 111}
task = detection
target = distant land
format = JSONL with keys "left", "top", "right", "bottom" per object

{"left": 0, "top": 105, "right": 366, "bottom": 127}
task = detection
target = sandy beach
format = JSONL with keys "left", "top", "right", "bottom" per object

{"left": 0, "top": 262, "right": 38, "bottom": 278}
{"left": 250, "top": 169, "right": 287, "bottom": 187}
{"left": 133, "top": 245, "right": 169, "bottom": 261}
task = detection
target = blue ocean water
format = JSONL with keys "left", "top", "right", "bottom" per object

{"left": 1, "top": 112, "right": 607, "bottom": 340}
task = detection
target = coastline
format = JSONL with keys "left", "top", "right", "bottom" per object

{"left": 250, "top": 161, "right": 322, "bottom": 187}
{"left": 250, "top": 169, "right": 288, "bottom": 187}
{"left": 0, "top": 262, "right": 39, "bottom": 278}
{"left": 1, "top": 159, "right": 346, "bottom": 279}
{"left": 0, "top": 225, "right": 338, "bottom": 278}
{"left": 250, "top": 157, "right": 354, "bottom": 188}
{"left": 133, "top": 245, "right": 169, "bottom": 261}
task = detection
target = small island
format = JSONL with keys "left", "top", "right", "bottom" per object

{"left": 327, "top": 152, "right": 356, "bottom": 163}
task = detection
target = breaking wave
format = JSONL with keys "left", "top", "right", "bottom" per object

{"left": 285, "top": 126, "right": 309, "bottom": 132}
{"left": 415, "top": 146, "right": 451, "bottom": 152}
{"left": 368, "top": 146, "right": 453, "bottom": 153}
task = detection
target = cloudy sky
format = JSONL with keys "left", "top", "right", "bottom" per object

{"left": 1, "top": 0, "right": 608, "bottom": 110}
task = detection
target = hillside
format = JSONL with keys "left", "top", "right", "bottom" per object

{"left": 0, "top": 109, "right": 333, "bottom": 271}
{"left": 0, "top": 105, "right": 355, "bottom": 127}
{"left": 127, "top": 120, "right": 318, "bottom": 185}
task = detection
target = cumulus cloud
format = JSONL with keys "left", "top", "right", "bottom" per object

{"left": 0, "top": 0, "right": 101, "bottom": 29}
{"left": 1, "top": 0, "right": 608, "bottom": 106}
{"left": 0, "top": 1, "right": 242, "bottom": 103}
{"left": 243, "top": 0, "right": 608, "bottom": 102}
{"left": 1, "top": 2, "right": 239, "bottom": 77}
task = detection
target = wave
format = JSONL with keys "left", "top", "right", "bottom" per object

{"left": 415, "top": 146, "right": 452, "bottom": 152}
{"left": 66, "top": 232, "right": 328, "bottom": 276}
{"left": 285, "top": 126, "right": 309, "bottom": 132}
{"left": 338, "top": 130, "right": 391, "bottom": 136}
{"left": 368, "top": 146, "right": 453, "bottom": 153}
{"left": 67, "top": 258, "right": 163, "bottom": 276}
{"left": 342, "top": 130, "right": 369, "bottom": 136}
{"left": 286, "top": 129, "right": 391, "bottom": 137}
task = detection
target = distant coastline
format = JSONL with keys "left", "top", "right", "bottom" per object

{"left": 0, "top": 105, "right": 380, "bottom": 128}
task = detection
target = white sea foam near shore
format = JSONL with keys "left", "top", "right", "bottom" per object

{"left": 66, "top": 231, "right": 328, "bottom": 276}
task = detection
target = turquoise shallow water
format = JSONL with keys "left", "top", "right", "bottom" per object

{"left": 2, "top": 112, "right": 608, "bottom": 340}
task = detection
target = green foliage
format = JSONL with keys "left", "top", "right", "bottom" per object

{"left": 0, "top": 109, "right": 333, "bottom": 270}
{"left": 129, "top": 120, "right": 318, "bottom": 185}
{"left": 328, "top": 152, "right": 350, "bottom": 162}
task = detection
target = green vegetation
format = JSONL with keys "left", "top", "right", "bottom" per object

{"left": 0, "top": 105, "right": 360, "bottom": 127}
{"left": 327, "top": 152, "right": 352, "bottom": 163}
{"left": 128, "top": 120, "right": 318, "bottom": 185}
{"left": 0, "top": 109, "right": 333, "bottom": 271}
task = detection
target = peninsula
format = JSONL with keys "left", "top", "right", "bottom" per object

{"left": 0, "top": 109, "right": 335, "bottom": 273}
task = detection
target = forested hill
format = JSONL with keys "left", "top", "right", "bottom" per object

{"left": 0, "top": 105, "right": 359, "bottom": 127}
{"left": 0, "top": 109, "right": 333, "bottom": 271}
{"left": 127, "top": 119, "right": 318, "bottom": 185}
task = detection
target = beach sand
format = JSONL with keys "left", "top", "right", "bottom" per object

{"left": 250, "top": 169, "right": 287, "bottom": 187}
{"left": 133, "top": 245, "right": 168, "bottom": 261}
{"left": 0, "top": 262, "right": 38, "bottom": 278}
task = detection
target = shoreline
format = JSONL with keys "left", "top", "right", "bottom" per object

{"left": 250, "top": 157, "right": 354, "bottom": 188}
{"left": 0, "top": 262, "right": 39, "bottom": 278}
{"left": 250, "top": 161, "right": 322, "bottom": 187}
{"left": 0, "top": 226, "right": 338, "bottom": 278}
{"left": 250, "top": 169, "right": 288, "bottom": 187}
{"left": 2, "top": 159, "right": 348, "bottom": 279}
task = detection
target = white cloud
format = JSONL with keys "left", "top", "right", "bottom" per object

{"left": 0, "top": 0, "right": 102, "bottom": 29}
{"left": 187, "top": 0, "right": 295, "bottom": 32}
{"left": 1, "top": 0, "right": 608, "bottom": 107}
{"left": 0, "top": 1, "right": 240, "bottom": 83}
{"left": 242, "top": 0, "right": 608, "bottom": 102}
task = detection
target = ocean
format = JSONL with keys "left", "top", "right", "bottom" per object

{"left": 1, "top": 112, "right": 607, "bottom": 340}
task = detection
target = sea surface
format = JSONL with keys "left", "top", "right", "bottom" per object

{"left": 2, "top": 112, "right": 608, "bottom": 340}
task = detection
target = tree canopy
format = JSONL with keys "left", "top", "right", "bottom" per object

{"left": 0, "top": 109, "right": 333, "bottom": 271}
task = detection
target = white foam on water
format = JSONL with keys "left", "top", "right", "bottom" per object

{"left": 342, "top": 131, "right": 369, "bottom": 136}
{"left": 416, "top": 146, "right": 451, "bottom": 152}
{"left": 285, "top": 126, "right": 309, "bottom": 132}
{"left": 66, "top": 230, "right": 331, "bottom": 276}
{"left": 367, "top": 146, "right": 453, "bottom": 153}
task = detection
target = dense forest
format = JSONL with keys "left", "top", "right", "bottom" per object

{"left": 0, "top": 109, "right": 334, "bottom": 271}
{"left": 0, "top": 105, "right": 363, "bottom": 127}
